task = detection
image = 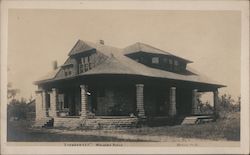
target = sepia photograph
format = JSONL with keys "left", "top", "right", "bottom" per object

{"left": 1, "top": 0, "right": 249, "bottom": 154}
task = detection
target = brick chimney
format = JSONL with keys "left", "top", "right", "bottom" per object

{"left": 99, "top": 40, "right": 104, "bottom": 45}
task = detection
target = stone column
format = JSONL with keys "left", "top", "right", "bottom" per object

{"left": 169, "top": 87, "right": 177, "bottom": 117}
{"left": 191, "top": 89, "right": 199, "bottom": 115}
{"left": 50, "top": 88, "right": 58, "bottom": 117}
{"left": 80, "top": 85, "right": 88, "bottom": 119}
{"left": 213, "top": 89, "right": 219, "bottom": 116}
{"left": 42, "top": 90, "right": 47, "bottom": 117}
{"left": 35, "top": 91, "right": 44, "bottom": 120}
{"left": 136, "top": 84, "right": 145, "bottom": 118}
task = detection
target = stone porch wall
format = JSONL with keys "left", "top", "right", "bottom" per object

{"left": 53, "top": 117, "right": 82, "bottom": 128}
{"left": 82, "top": 118, "right": 139, "bottom": 129}
{"left": 53, "top": 117, "right": 139, "bottom": 129}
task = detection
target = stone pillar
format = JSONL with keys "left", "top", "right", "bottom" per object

{"left": 169, "top": 87, "right": 177, "bottom": 117}
{"left": 80, "top": 85, "right": 88, "bottom": 119}
{"left": 50, "top": 88, "right": 58, "bottom": 117}
{"left": 136, "top": 84, "right": 145, "bottom": 118}
{"left": 191, "top": 89, "right": 199, "bottom": 115}
{"left": 35, "top": 91, "right": 44, "bottom": 120}
{"left": 42, "top": 90, "right": 47, "bottom": 117}
{"left": 213, "top": 89, "right": 219, "bottom": 116}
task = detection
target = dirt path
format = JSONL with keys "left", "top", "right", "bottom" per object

{"left": 37, "top": 128, "right": 239, "bottom": 146}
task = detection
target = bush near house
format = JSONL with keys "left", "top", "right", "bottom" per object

{"left": 197, "top": 93, "right": 240, "bottom": 117}
{"left": 7, "top": 99, "right": 35, "bottom": 121}
{"left": 217, "top": 94, "right": 240, "bottom": 118}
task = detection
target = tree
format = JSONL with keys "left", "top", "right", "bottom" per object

{"left": 8, "top": 98, "right": 28, "bottom": 120}
{"left": 197, "top": 93, "right": 240, "bottom": 116}
{"left": 7, "top": 82, "right": 20, "bottom": 100}
{"left": 197, "top": 93, "right": 214, "bottom": 114}
{"left": 7, "top": 82, "right": 35, "bottom": 120}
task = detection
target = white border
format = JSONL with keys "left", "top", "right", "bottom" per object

{"left": 1, "top": 0, "right": 249, "bottom": 154}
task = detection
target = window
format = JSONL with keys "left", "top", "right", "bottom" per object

{"left": 174, "top": 60, "right": 179, "bottom": 66}
{"left": 169, "top": 59, "right": 173, "bottom": 65}
{"left": 84, "top": 57, "right": 90, "bottom": 71}
{"left": 163, "top": 57, "right": 168, "bottom": 63}
{"left": 140, "top": 57, "right": 145, "bottom": 63}
{"left": 79, "top": 64, "right": 84, "bottom": 73}
{"left": 58, "top": 94, "right": 64, "bottom": 110}
{"left": 174, "top": 60, "right": 179, "bottom": 71}
{"left": 64, "top": 67, "right": 72, "bottom": 76}
{"left": 79, "top": 55, "right": 95, "bottom": 74}
{"left": 168, "top": 59, "right": 173, "bottom": 70}
{"left": 89, "top": 54, "right": 95, "bottom": 69}
{"left": 180, "top": 64, "right": 185, "bottom": 71}
{"left": 152, "top": 57, "right": 159, "bottom": 64}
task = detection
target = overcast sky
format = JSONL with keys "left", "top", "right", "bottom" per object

{"left": 8, "top": 10, "right": 241, "bottom": 101}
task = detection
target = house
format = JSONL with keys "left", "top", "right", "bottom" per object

{"left": 33, "top": 40, "right": 225, "bottom": 128}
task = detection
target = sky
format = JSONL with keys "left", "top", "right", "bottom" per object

{"left": 8, "top": 10, "right": 241, "bottom": 101}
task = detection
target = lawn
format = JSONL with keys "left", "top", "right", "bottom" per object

{"left": 123, "top": 112, "right": 240, "bottom": 141}
{"left": 7, "top": 120, "right": 138, "bottom": 142}
{"left": 7, "top": 112, "right": 240, "bottom": 142}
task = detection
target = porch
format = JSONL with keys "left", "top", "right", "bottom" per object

{"left": 34, "top": 76, "right": 220, "bottom": 128}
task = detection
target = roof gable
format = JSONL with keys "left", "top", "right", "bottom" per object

{"left": 68, "top": 40, "right": 95, "bottom": 56}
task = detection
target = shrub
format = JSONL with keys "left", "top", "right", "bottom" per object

{"left": 7, "top": 98, "right": 35, "bottom": 120}
{"left": 217, "top": 94, "right": 240, "bottom": 119}
{"left": 197, "top": 93, "right": 240, "bottom": 117}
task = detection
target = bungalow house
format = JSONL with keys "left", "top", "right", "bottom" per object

{"left": 34, "top": 40, "right": 225, "bottom": 128}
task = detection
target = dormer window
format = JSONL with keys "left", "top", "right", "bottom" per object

{"left": 174, "top": 60, "right": 179, "bottom": 66}
{"left": 152, "top": 57, "right": 159, "bottom": 64}
{"left": 169, "top": 59, "right": 173, "bottom": 65}
{"left": 79, "top": 57, "right": 89, "bottom": 73}
{"left": 163, "top": 57, "right": 168, "bottom": 63}
{"left": 64, "top": 67, "right": 72, "bottom": 76}
{"left": 174, "top": 60, "right": 179, "bottom": 71}
{"left": 78, "top": 54, "right": 95, "bottom": 74}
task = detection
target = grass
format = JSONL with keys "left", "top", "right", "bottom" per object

{"left": 123, "top": 112, "right": 240, "bottom": 141}
{"left": 7, "top": 112, "right": 240, "bottom": 142}
{"left": 7, "top": 120, "right": 139, "bottom": 142}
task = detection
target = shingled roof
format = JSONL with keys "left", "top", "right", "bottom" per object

{"left": 123, "top": 42, "right": 193, "bottom": 63}
{"left": 35, "top": 40, "right": 224, "bottom": 87}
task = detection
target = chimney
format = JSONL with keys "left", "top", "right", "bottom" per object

{"left": 52, "top": 60, "right": 58, "bottom": 70}
{"left": 99, "top": 40, "right": 104, "bottom": 45}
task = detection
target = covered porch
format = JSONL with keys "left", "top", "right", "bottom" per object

{"left": 35, "top": 75, "right": 221, "bottom": 128}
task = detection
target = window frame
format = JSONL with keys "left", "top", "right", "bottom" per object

{"left": 152, "top": 57, "right": 160, "bottom": 64}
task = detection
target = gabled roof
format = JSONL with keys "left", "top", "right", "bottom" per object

{"left": 68, "top": 40, "right": 95, "bottom": 56}
{"left": 123, "top": 42, "right": 193, "bottom": 63}
{"left": 35, "top": 40, "right": 224, "bottom": 87}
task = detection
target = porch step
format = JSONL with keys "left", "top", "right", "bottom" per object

{"left": 181, "top": 115, "right": 214, "bottom": 125}
{"left": 33, "top": 117, "right": 53, "bottom": 128}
